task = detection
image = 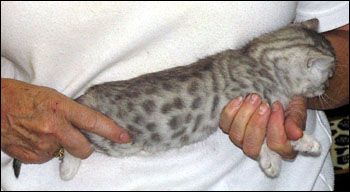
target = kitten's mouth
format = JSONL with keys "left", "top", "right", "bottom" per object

{"left": 303, "top": 88, "right": 326, "bottom": 98}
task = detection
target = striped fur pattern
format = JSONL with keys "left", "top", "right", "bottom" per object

{"left": 14, "top": 19, "right": 336, "bottom": 180}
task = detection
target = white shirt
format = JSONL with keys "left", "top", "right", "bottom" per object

{"left": 1, "top": 1, "right": 348, "bottom": 190}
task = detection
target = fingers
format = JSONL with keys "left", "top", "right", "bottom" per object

{"left": 63, "top": 99, "right": 131, "bottom": 143}
{"left": 219, "top": 96, "right": 243, "bottom": 133}
{"left": 17, "top": 116, "right": 93, "bottom": 159}
{"left": 6, "top": 145, "right": 48, "bottom": 164}
{"left": 52, "top": 121, "right": 94, "bottom": 159}
{"left": 266, "top": 102, "right": 297, "bottom": 159}
{"left": 242, "top": 102, "right": 271, "bottom": 158}
{"left": 229, "top": 94, "right": 262, "bottom": 148}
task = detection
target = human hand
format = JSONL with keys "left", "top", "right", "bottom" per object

{"left": 219, "top": 93, "right": 305, "bottom": 159}
{"left": 1, "top": 78, "right": 131, "bottom": 164}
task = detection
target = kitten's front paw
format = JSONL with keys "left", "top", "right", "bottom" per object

{"left": 291, "top": 134, "right": 321, "bottom": 155}
{"left": 59, "top": 150, "right": 81, "bottom": 181}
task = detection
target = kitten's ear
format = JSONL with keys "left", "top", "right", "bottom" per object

{"left": 300, "top": 18, "right": 319, "bottom": 31}
{"left": 307, "top": 55, "right": 334, "bottom": 69}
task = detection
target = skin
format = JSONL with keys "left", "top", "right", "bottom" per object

{"left": 220, "top": 24, "right": 349, "bottom": 159}
{"left": 1, "top": 78, "right": 131, "bottom": 164}
{"left": 1, "top": 25, "right": 348, "bottom": 164}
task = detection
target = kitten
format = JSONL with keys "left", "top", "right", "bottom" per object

{"left": 13, "top": 19, "right": 336, "bottom": 180}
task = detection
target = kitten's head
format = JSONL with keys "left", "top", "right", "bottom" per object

{"left": 247, "top": 18, "right": 336, "bottom": 97}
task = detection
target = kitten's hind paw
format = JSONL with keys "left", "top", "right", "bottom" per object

{"left": 259, "top": 144, "right": 281, "bottom": 177}
{"left": 59, "top": 150, "right": 81, "bottom": 181}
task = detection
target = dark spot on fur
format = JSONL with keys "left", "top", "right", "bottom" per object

{"left": 114, "top": 95, "right": 123, "bottom": 101}
{"left": 239, "top": 82, "right": 249, "bottom": 89}
{"left": 173, "top": 97, "right": 184, "bottom": 109}
{"left": 192, "top": 114, "right": 203, "bottom": 133}
{"left": 171, "top": 128, "right": 186, "bottom": 139}
{"left": 188, "top": 81, "right": 199, "bottom": 95}
{"left": 161, "top": 103, "right": 173, "bottom": 114}
{"left": 193, "top": 72, "right": 203, "bottom": 78}
{"left": 211, "top": 72, "right": 219, "bottom": 92}
{"left": 211, "top": 95, "right": 220, "bottom": 119}
{"left": 127, "top": 124, "right": 143, "bottom": 135}
{"left": 127, "top": 102, "right": 134, "bottom": 112}
{"left": 104, "top": 91, "right": 112, "bottom": 98}
{"left": 185, "top": 114, "right": 192, "bottom": 124}
{"left": 125, "top": 91, "right": 140, "bottom": 98}
{"left": 168, "top": 116, "right": 180, "bottom": 130}
{"left": 178, "top": 75, "right": 190, "bottom": 82}
{"left": 162, "top": 82, "right": 174, "bottom": 91}
{"left": 134, "top": 115, "right": 144, "bottom": 125}
{"left": 142, "top": 100, "right": 156, "bottom": 113}
{"left": 180, "top": 135, "right": 190, "bottom": 144}
{"left": 191, "top": 97, "right": 201, "bottom": 110}
{"left": 151, "top": 133, "right": 161, "bottom": 142}
{"left": 146, "top": 123, "right": 157, "bottom": 132}
{"left": 258, "top": 69, "right": 275, "bottom": 81}
{"left": 145, "top": 87, "right": 158, "bottom": 95}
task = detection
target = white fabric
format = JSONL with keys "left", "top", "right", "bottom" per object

{"left": 295, "top": 1, "right": 349, "bottom": 32}
{"left": 1, "top": 1, "right": 348, "bottom": 190}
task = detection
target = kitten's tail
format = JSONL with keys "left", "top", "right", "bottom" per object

{"left": 13, "top": 158, "right": 22, "bottom": 178}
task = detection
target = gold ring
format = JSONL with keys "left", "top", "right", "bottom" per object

{"left": 54, "top": 148, "right": 64, "bottom": 160}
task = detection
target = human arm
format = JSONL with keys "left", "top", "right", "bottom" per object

{"left": 1, "top": 78, "right": 131, "bottom": 163}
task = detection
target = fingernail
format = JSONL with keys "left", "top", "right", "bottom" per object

{"left": 249, "top": 94, "right": 259, "bottom": 104}
{"left": 272, "top": 102, "right": 279, "bottom": 112}
{"left": 258, "top": 103, "right": 269, "bottom": 115}
{"left": 232, "top": 96, "right": 243, "bottom": 107}
{"left": 120, "top": 132, "right": 130, "bottom": 142}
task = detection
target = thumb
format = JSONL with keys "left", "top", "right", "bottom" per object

{"left": 284, "top": 96, "right": 307, "bottom": 141}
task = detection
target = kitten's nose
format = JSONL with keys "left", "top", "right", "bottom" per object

{"left": 328, "top": 71, "right": 333, "bottom": 78}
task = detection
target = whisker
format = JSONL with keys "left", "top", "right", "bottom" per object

{"left": 321, "top": 94, "right": 330, "bottom": 108}
{"left": 318, "top": 95, "right": 325, "bottom": 109}
{"left": 323, "top": 93, "right": 340, "bottom": 106}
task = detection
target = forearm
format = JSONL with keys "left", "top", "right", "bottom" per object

{"left": 307, "top": 24, "right": 349, "bottom": 110}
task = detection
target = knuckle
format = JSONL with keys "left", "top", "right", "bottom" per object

{"left": 218, "top": 122, "right": 227, "bottom": 132}
{"left": 229, "top": 132, "right": 243, "bottom": 147}
{"left": 85, "top": 113, "right": 98, "bottom": 131}
{"left": 22, "top": 151, "right": 40, "bottom": 164}
{"left": 283, "top": 153, "right": 297, "bottom": 159}
{"left": 37, "top": 140, "right": 56, "bottom": 152}
{"left": 79, "top": 148, "right": 93, "bottom": 159}
{"left": 243, "top": 145, "right": 260, "bottom": 158}
{"left": 266, "top": 140, "right": 282, "bottom": 152}
{"left": 266, "top": 139, "right": 292, "bottom": 156}
{"left": 222, "top": 107, "right": 233, "bottom": 119}
{"left": 35, "top": 92, "right": 65, "bottom": 115}
{"left": 40, "top": 120, "right": 54, "bottom": 134}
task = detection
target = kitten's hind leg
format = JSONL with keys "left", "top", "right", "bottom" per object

{"left": 258, "top": 141, "right": 282, "bottom": 177}
{"left": 290, "top": 134, "right": 321, "bottom": 155}
{"left": 59, "top": 149, "right": 81, "bottom": 181}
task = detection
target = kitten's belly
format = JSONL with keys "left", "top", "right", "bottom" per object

{"left": 79, "top": 94, "right": 228, "bottom": 158}
{"left": 83, "top": 120, "right": 220, "bottom": 157}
